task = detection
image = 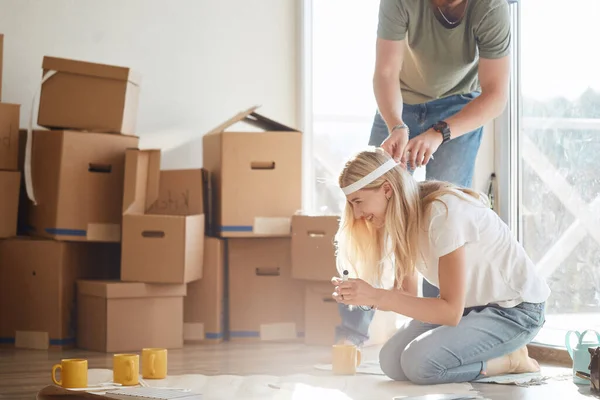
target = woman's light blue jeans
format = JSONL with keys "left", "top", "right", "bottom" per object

{"left": 336, "top": 92, "right": 484, "bottom": 345}
{"left": 379, "top": 301, "right": 546, "bottom": 384}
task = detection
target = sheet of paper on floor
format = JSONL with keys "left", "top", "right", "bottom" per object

{"left": 475, "top": 365, "right": 573, "bottom": 387}
{"left": 36, "top": 368, "right": 480, "bottom": 400}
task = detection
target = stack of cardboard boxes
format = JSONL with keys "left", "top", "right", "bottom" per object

{"left": 0, "top": 38, "right": 206, "bottom": 352}
{"left": 291, "top": 215, "right": 341, "bottom": 345}
{"left": 191, "top": 107, "right": 306, "bottom": 343}
{"left": 0, "top": 33, "right": 394, "bottom": 353}
{"left": 196, "top": 109, "right": 396, "bottom": 346}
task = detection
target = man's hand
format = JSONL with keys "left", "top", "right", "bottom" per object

{"left": 332, "top": 277, "right": 381, "bottom": 307}
{"left": 404, "top": 129, "right": 443, "bottom": 169}
{"left": 380, "top": 128, "right": 409, "bottom": 165}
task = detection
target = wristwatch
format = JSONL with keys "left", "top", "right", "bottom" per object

{"left": 432, "top": 121, "right": 451, "bottom": 144}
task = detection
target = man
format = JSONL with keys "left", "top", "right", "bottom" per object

{"left": 336, "top": 0, "right": 512, "bottom": 346}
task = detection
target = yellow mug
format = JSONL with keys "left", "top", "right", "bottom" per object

{"left": 332, "top": 344, "right": 362, "bottom": 375}
{"left": 51, "top": 359, "right": 88, "bottom": 388}
{"left": 113, "top": 354, "right": 139, "bottom": 386}
{"left": 142, "top": 348, "right": 168, "bottom": 379}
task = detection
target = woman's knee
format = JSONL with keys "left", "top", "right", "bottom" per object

{"left": 378, "top": 339, "right": 409, "bottom": 381}
{"left": 400, "top": 342, "right": 442, "bottom": 385}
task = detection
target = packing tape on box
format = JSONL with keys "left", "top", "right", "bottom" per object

{"left": 24, "top": 70, "right": 58, "bottom": 205}
{"left": 87, "top": 223, "right": 121, "bottom": 242}
{"left": 259, "top": 322, "right": 297, "bottom": 341}
{"left": 15, "top": 330, "right": 49, "bottom": 350}
{"left": 253, "top": 217, "right": 292, "bottom": 235}
{"left": 183, "top": 323, "right": 205, "bottom": 341}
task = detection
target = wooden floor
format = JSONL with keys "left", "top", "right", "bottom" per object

{"left": 0, "top": 342, "right": 597, "bottom": 399}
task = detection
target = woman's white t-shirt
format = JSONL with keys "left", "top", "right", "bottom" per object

{"left": 417, "top": 191, "right": 551, "bottom": 308}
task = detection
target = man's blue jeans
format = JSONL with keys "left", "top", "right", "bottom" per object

{"left": 336, "top": 92, "right": 484, "bottom": 345}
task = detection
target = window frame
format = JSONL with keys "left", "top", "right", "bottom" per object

{"left": 299, "top": 0, "right": 315, "bottom": 213}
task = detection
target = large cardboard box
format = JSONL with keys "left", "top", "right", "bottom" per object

{"left": 0, "top": 103, "right": 19, "bottom": 170}
{"left": 121, "top": 149, "right": 204, "bottom": 284}
{"left": 202, "top": 106, "right": 302, "bottom": 238}
{"left": 38, "top": 56, "right": 141, "bottom": 135}
{"left": 77, "top": 280, "right": 186, "bottom": 353}
{"left": 228, "top": 238, "right": 305, "bottom": 341}
{"left": 291, "top": 215, "right": 340, "bottom": 281}
{"left": 26, "top": 130, "right": 138, "bottom": 242}
{"left": 0, "top": 170, "right": 20, "bottom": 238}
{"left": 184, "top": 237, "right": 226, "bottom": 343}
{"left": 0, "top": 238, "right": 120, "bottom": 349}
{"left": 304, "top": 283, "right": 340, "bottom": 346}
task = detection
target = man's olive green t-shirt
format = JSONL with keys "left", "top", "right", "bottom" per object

{"left": 378, "top": 0, "right": 511, "bottom": 104}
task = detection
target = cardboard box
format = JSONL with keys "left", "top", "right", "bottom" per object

{"left": 77, "top": 280, "right": 186, "bottom": 353}
{"left": 184, "top": 237, "right": 226, "bottom": 343}
{"left": 26, "top": 130, "right": 138, "bottom": 242}
{"left": 38, "top": 56, "right": 141, "bottom": 135}
{"left": 202, "top": 106, "right": 302, "bottom": 238}
{"left": 228, "top": 238, "right": 305, "bottom": 341}
{"left": 0, "top": 103, "right": 19, "bottom": 170}
{"left": 121, "top": 149, "right": 204, "bottom": 284}
{"left": 0, "top": 170, "right": 19, "bottom": 238}
{"left": 0, "top": 238, "right": 120, "bottom": 349}
{"left": 291, "top": 215, "right": 340, "bottom": 281}
{"left": 304, "top": 283, "right": 340, "bottom": 346}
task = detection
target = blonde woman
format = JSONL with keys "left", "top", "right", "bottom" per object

{"left": 331, "top": 148, "right": 550, "bottom": 385}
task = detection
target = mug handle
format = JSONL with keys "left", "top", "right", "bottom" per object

{"left": 356, "top": 349, "right": 362, "bottom": 367}
{"left": 127, "top": 360, "right": 134, "bottom": 382}
{"left": 150, "top": 354, "right": 156, "bottom": 377}
{"left": 52, "top": 364, "right": 62, "bottom": 386}
{"left": 565, "top": 330, "right": 581, "bottom": 358}
{"left": 579, "top": 330, "right": 600, "bottom": 345}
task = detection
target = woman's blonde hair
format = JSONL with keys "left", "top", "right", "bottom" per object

{"left": 335, "top": 147, "right": 487, "bottom": 289}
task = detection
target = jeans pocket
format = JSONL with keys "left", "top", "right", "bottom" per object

{"left": 458, "top": 91, "right": 481, "bottom": 102}
{"left": 516, "top": 302, "right": 545, "bottom": 328}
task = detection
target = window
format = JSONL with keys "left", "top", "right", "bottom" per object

{"left": 301, "top": 0, "right": 600, "bottom": 347}
{"left": 517, "top": 0, "right": 600, "bottom": 347}
{"left": 305, "top": 0, "right": 425, "bottom": 215}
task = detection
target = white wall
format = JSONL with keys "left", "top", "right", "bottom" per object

{"left": 0, "top": 0, "right": 298, "bottom": 169}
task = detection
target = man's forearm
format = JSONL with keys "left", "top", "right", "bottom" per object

{"left": 373, "top": 288, "right": 462, "bottom": 326}
{"left": 373, "top": 73, "right": 404, "bottom": 131}
{"left": 445, "top": 90, "right": 507, "bottom": 139}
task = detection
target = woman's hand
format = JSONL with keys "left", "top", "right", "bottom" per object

{"left": 331, "top": 277, "right": 380, "bottom": 307}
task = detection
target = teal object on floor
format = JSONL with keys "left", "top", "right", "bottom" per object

{"left": 565, "top": 329, "right": 600, "bottom": 385}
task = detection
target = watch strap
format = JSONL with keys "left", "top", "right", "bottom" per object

{"left": 433, "top": 121, "right": 451, "bottom": 144}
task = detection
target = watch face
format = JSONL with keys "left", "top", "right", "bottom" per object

{"left": 435, "top": 121, "right": 448, "bottom": 132}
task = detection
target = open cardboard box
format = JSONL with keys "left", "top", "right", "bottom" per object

{"left": 202, "top": 106, "right": 302, "bottom": 238}
{"left": 121, "top": 149, "right": 204, "bottom": 284}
